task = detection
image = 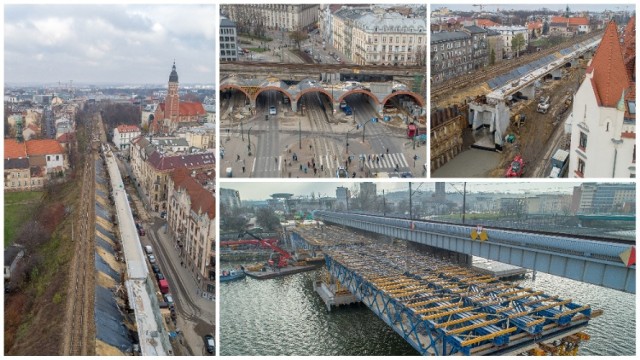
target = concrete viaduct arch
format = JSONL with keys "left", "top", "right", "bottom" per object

{"left": 295, "top": 87, "right": 335, "bottom": 112}
{"left": 382, "top": 90, "right": 425, "bottom": 108}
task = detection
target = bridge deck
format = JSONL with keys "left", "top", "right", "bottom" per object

{"left": 325, "top": 243, "right": 599, "bottom": 356}
{"left": 316, "top": 211, "right": 635, "bottom": 293}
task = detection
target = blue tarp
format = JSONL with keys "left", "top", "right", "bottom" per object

{"left": 95, "top": 252, "right": 120, "bottom": 281}
{"left": 96, "top": 237, "right": 115, "bottom": 255}
{"left": 94, "top": 285, "right": 132, "bottom": 352}
{"left": 96, "top": 224, "right": 116, "bottom": 242}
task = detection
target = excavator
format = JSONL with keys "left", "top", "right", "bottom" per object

{"left": 221, "top": 230, "right": 292, "bottom": 268}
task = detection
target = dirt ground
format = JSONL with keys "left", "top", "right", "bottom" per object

{"left": 488, "top": 62, "right": 586, "bottom": 177}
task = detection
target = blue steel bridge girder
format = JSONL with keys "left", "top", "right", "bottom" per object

{"left": 316, "top": 212, "right": 635, "bottom": 294}
{"left": 325, "top": 250, "right": 598, "bottom": 356}
{"left": 326, "top": 256, "right": 442, "bottom": 355}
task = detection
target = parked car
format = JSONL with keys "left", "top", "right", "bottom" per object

{"left": 138, "top": 227, "right": 146, "bottom": 236}
{"left": 269, "top": 106, "right": 277, "bottom": 115}
{"left": 164, "top": 293, "right": 174, "bottom": 305}
{"left": 148, "top": 254, "right": 156, "bottom": 264}
{"left": 145, "top": 245, "right": 153, "bottom": 254}
{"left": 151, "top": 264, "right": 160, "bottom": 274}
{"left": 203, "top": 334, "right": 215, "bottom": 354}
{"left": 160, "top": 211, "right": 167, "bottom": 219}
{"left": 156, "top": 272, "right": 165, "bottom": 281}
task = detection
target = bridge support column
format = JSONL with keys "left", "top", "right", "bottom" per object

{"left": 291, "top": 100, "right": 298, "bottom": 113}
{"left": 521, "top": 83, "right": 536, "bottom": 100}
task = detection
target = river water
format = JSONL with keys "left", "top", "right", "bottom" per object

{"left": 220, "top": 261, "right": 635, "bottom": 356}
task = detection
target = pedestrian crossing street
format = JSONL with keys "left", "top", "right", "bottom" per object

{"left": 251, "top": 152, "right": 411, "bottom": 177}
{"left": 316, "top": 153, "right": 410, "bottom": 172}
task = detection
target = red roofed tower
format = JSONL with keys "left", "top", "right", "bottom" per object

{"left": 587, "top": 20, "right": 630, "bottom": 107}
{"left": 166, "top": 61, "right": 180, "bottom": 124}
{"left": 568, "top": 19, "right": 636, "bottom": 178}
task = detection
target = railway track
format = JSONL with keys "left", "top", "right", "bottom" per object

{"left": 66, "top": 117, "right": 97, "bottom": 355}
{"left": 431, "top": 30, "right": 604, "bottom": 100}
{"left": 222, "top": 61, "right": 424, "bottom": 74}
{"left": 358, "top": 212, "right": 634, "bottom": 245}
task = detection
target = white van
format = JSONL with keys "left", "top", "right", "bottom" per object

{"left": 145, "top": 245, "right": 153, "bottom": 254}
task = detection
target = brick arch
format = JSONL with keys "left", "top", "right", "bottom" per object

{"left": 254, "top": 86, "right": 293, "bottom": 103}
{"left": 381, "top": 91, "right": 425, "bottom": 108}
{"left": 219, "top": 84, "right": 251, "bottom": 102}
{"left": 337, "top": 89, "right": 380, "bottom": 105}
{"left": 295, "top": 87, "right": 334, "bottom": 103}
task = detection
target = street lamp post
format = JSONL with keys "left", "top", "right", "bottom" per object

{"left": 241, "top": 120, "right": 244, "bottom": 141}
{"left": 248, "top": 126, "right": 253, "bottom": 156}
{"left": 299, "top": 119, "right": 302, "bottom": 149}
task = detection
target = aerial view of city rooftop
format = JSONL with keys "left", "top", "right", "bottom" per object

{"left": 4, "top": 4, "right": 215, "bottom": 356}
{"left": 219, "top": 181, "right": 635, "bottom": 356}
{"left": 219, "top": 4, "right": 427, "bottom": 178}
{"left": 430, "top": 4, "right": 636, "bottom": 178}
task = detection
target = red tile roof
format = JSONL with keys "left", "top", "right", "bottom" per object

{"left": 476, "top": 19, "right": 498, "bottom": 27}
{"left": 588, "top": 20, "right": 630, "bottom": 108}
{"left": 551, "top": 16, "right": 589, "bottom": 26}
{"left": 171, "top": 167, "right": 215, "bottom": 219}
{"left": 116, "top": 124, "right": 140, "bottom": 133}
{"left": 56, "top": 132, "right": 75, "bottom": 143}
{"left": 528, "top": 21, "right": 543, "bottom": 30}
{"left": 158, "top": 101, "right": 206, "bottom": 118}
{"left": 5, "top": 139, "right": 27, "bottom": 159}
{"left": 25, "top": 139, "right": 65, "bottom": 156}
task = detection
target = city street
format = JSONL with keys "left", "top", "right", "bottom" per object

{"left": 221, "top": 89, "right": 425, "bottom": 178}
{"left": 115, "top": 155, "right": 214, "bottom": 356}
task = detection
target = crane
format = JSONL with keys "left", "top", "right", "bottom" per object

{"left": 473, "top": 4, "right": 484, "bottom": 12}
{"left": 229, "top": 230, "right": 292, "bottom": 268}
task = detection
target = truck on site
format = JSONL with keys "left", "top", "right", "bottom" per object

{"left": 342, "top": 105, "right": 352, "bottom": 115}
{"left": 537, "top": 96, "right": 550, "bottom": 113}
{"left": 548, "top": 149, "right": 569, "bottom": 178}
{"left": 407, "top": 123, "right": 426, "bottom": 138}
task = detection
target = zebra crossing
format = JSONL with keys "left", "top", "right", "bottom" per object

{"left": 316, "top": 153, "right": 410, "bottom": 172}
{"left": 250, "top": 153, "right": 411, "bottom": 177}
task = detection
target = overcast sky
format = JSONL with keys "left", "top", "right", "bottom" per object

{"left": 433, "top": 3, "right": 634, "bottom": 13}
{"left": 218, "top": 181, "right": 608, "bottom": 201}
{"left": 5, "top": 5, "right": 215, "bottom": 85}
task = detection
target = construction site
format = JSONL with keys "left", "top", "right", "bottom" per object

{"left": 430, "top": 30, "right": 603, "bottom": 177}
{"left": 220, "top": 220, "right": 617, "bottom": 356}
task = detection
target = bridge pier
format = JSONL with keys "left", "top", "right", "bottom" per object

{"left": 291, "top": 100, "right": 299, "bottom": 113}
{"left": 468, "top": 101, "right": 510, "bottom": 148}
{"left": 520, "top": 83, "right": 536, "bottom": 100}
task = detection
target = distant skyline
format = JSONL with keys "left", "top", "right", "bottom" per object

{"left": 218, "top": 181, "right": 609, "bottom": 201}
{"left": 433, "top": 3, "right": 635, "bottom": 13}
{"left": 5, "top": 5, "right": 215, "bottom": 85}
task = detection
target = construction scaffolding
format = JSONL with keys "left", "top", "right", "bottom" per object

{"left": 325, "top": 243, "right": 601, "bottom": 356}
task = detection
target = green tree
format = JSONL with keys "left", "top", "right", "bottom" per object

{"left": 489, "top": 48, "right": 496, "bottom": 65}
{"left": 256, "top": 207, "right": 281, "bottom": 231}
{"left": 289, "top": 30, "right": 308, "bottom": 50}
{"left": 511, "top": 33, "right": 526, "bottom": 58}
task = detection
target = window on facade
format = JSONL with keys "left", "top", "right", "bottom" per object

{"left": 579, "top": 132, "right": 587, "bottom": 150}
{"left": 56, "top": 155, "right": 59, "bottom": 161}
{"left": 577, "top": 158, "right": 585, "bottom": 175}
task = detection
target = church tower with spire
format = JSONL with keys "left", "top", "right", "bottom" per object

{"left": 166, "top": 61, "right": 180, "bottom": 124}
